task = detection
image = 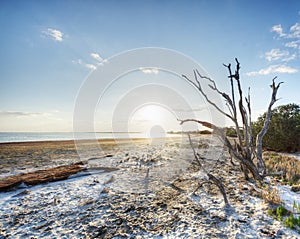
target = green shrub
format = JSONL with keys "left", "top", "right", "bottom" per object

{"left": 226, "top": 127, "right": 238, "bottom": 137}
{"left": 269, "top": 202, "right": 300, "bottom": 232}
{"left": 284, "top": 215, "right": 300, "bottom": 230}
{"left": 276, "top": 204, "right": 288, "bottom": 221}
{"left": 252, "top": 103, "right": 300, "bottom": 152}
{"left": 199, "top": 130, "right": 212, "bottom": 135}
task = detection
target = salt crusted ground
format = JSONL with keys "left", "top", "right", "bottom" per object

{"left": 0, "top": 135, "right": 299, "bottom": 238}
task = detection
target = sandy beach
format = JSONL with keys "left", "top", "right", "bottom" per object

{"left": 0, "top": 135, "right": 300, "bottom": 238}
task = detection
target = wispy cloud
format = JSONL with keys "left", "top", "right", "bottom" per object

{"left": 90, "top": 53, "right": 103, "bottom": 62}
{"left": 271, "top": 24, "right": 285, "bottom": 37}
{"left": 265, "top": 48, "right": 289, "bottom": 61}
{"left": 285, "top": 40, "right": 300, "bottom": 49}
{"left": 42, "top": 28, "right": 64, "bottom": 42}
{"left": 90, "top": 52, "right": 109, "bottom": 66}
{"left": 273, "top": 19, "right": 300, "bottom": 49}
{"left": 289, "top": 23, "right": 300, "bottom": 39}
{"left": 246, "top": 64, "right": 298, "bottom": 76}
{"left": 0, "top": 111, "right": 47, "bottom": 117}
{"left": 85, "top": 63, "right": 96, "bottom": 70}
{"left": 139, "top": 67, "right": 159, "bottom": 74}
{"left": 72, "top": 59, "right": 96, "bottom": 70}
{"left": 0, "top": 111, "right": 66, "bottom": 131}
{"left": 173, "top": 107, "right": 207, "bottom": 112}
{"left": 264, "top": 48, "right": 296, "bottom": 62}
{"left": 271, "top": 23, "right": 300, "bottom": 39}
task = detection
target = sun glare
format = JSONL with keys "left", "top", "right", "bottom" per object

{"left": 137, "top": 105, "right": 163, "bottom": 122}
{"left": 129, "top": 104, "right": 177, "bottom": 136}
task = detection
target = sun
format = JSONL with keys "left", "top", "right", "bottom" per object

{"left": 137, "top": 105, "right": 162, "bottom": 122}
{"left": 128, "top": 104, "right": 180, "bottom": 136}
{"left": 129, "top": 104, "right": 173, "bottom": 134}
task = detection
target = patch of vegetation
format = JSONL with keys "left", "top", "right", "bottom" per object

{"left": 263, "top": 151, "right": 300, "bottom": 185}
{"left": 199, "top": 130, "right": 212, "bottom": 135}
{"left": 225, "top": 127, "right": 238, "bottom": 137}
{"left": 268, "top": 202, "right": 300, "bottom": 232}
{"left": 261, "top": 185, "right": 282, "bottom": 205}
{"left": 253, "top": 103, "right": 300, "bottom": 152}
{"left": 284, "top": 215, "right": 300, "bottom": 230}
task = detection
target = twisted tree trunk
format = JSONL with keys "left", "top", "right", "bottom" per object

{"left": 181, "top": 59, "right": 282, "bottom": 182}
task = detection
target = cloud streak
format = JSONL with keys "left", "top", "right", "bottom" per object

{"left": 72, "top": 59, "right": 96, "bottom": 70}
{"left": 90, "top": 53, "right": 103, "bottom": 62}
{"left": 0, "top": 111, "right": 48, "bottom": 117}
{"left": 90, "top": 52, "right": 109, "bottom": 66}
{"left": 173, "top": 107, "right": 207, "bottom": 112}
{"left": 42, "top": 28, "right": 64, "bottom": 42}
{"left": 285, "top": 40, "right": 300, "bottom": 49}
{"left": 265, "top": 48, "right": 289, "bottom": 62}
{"left": 85, "top": 63, "right": 97, "bottom": 70}
{"left": 271, "top": 23, "right": 300, "bottom": 39}
{"left": 246, "top": 64, "right": 298, "bottom": 76}
{"left": 271, "top": 24, "right": 285, "bottom": 37}
{"left": 139, "top": 67, "right": 159, "bottom": 74}
{"left": 271, "top": 22, "right": 300, "bottom": 50}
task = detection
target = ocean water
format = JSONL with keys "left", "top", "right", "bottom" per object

{"left": 0, "top": 132, "right": 179, "bottom": 143}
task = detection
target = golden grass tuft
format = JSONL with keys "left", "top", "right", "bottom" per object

{"left": 264, "top": 151, "right": 300, "bottom": 185}
{"left": 261, "top": 185, "right": 282, "bottom": 205}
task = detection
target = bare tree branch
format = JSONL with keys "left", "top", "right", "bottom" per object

{"left": 180, "top": 59, "right": 282, "bottom": 183}
{"left": 256, "top": 77, "right": 283, "bottom": 174}
{"left": 183, "top": 72, "right": 234, "bottom": 121}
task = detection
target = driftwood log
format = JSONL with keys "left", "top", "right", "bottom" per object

{"left": 0, "top": 162, "right": 86, "bottom": 192}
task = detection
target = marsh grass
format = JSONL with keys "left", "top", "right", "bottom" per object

{"left": 261, "top": 185, "right": 282, "bottom": 205}
{"left": 263, "top": 151, "right": 300, "bottom": 232}
{"left": 263, "top": 152, "right": 300, "bottom": 185}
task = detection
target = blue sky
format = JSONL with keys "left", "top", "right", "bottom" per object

{"left": 0, "top": 0, "right": 299, "bottom": 132}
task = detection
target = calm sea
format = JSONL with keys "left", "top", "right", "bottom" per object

{"left": 0, "top": 132, "right": 179, "bottom": 143}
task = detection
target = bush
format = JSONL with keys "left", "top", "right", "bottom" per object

{"left": 252, "top": 103, "right": 300, "bottom": 152}
{"left": 226, "top": 127, "right": 237, "bottom": 137}
{"left": 199, "top": 130, "right": 212, "bottom": 135}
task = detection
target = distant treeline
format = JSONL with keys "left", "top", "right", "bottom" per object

{"left": 168, "top": 130, "right": 212, "bottom": 135}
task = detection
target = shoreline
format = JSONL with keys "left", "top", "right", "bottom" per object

{"left": 0, "top": 136, "right": 185, "bottom": 179}
{"left": 0, "top": 135, "right": 183, "bottom": 145}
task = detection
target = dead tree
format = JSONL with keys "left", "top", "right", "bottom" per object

{"left": 181, "top": 59, "right": 282, "bottom": 183}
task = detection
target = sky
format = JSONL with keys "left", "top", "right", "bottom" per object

{"left": 0, "top": 0, "right": 300, "bottom": 133}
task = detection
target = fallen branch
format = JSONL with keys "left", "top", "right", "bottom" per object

{"left": 0, "top": 162, "right": 86, "bottom": 192}
{"left": 187, "top": 133, "right": 229, "bottom": 206}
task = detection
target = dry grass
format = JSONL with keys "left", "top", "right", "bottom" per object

{"left": 264, "top": 151, "right": 300, "bottom": 185}
{"left": 261, "top": 185, "right": 282, "bottom": 205}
